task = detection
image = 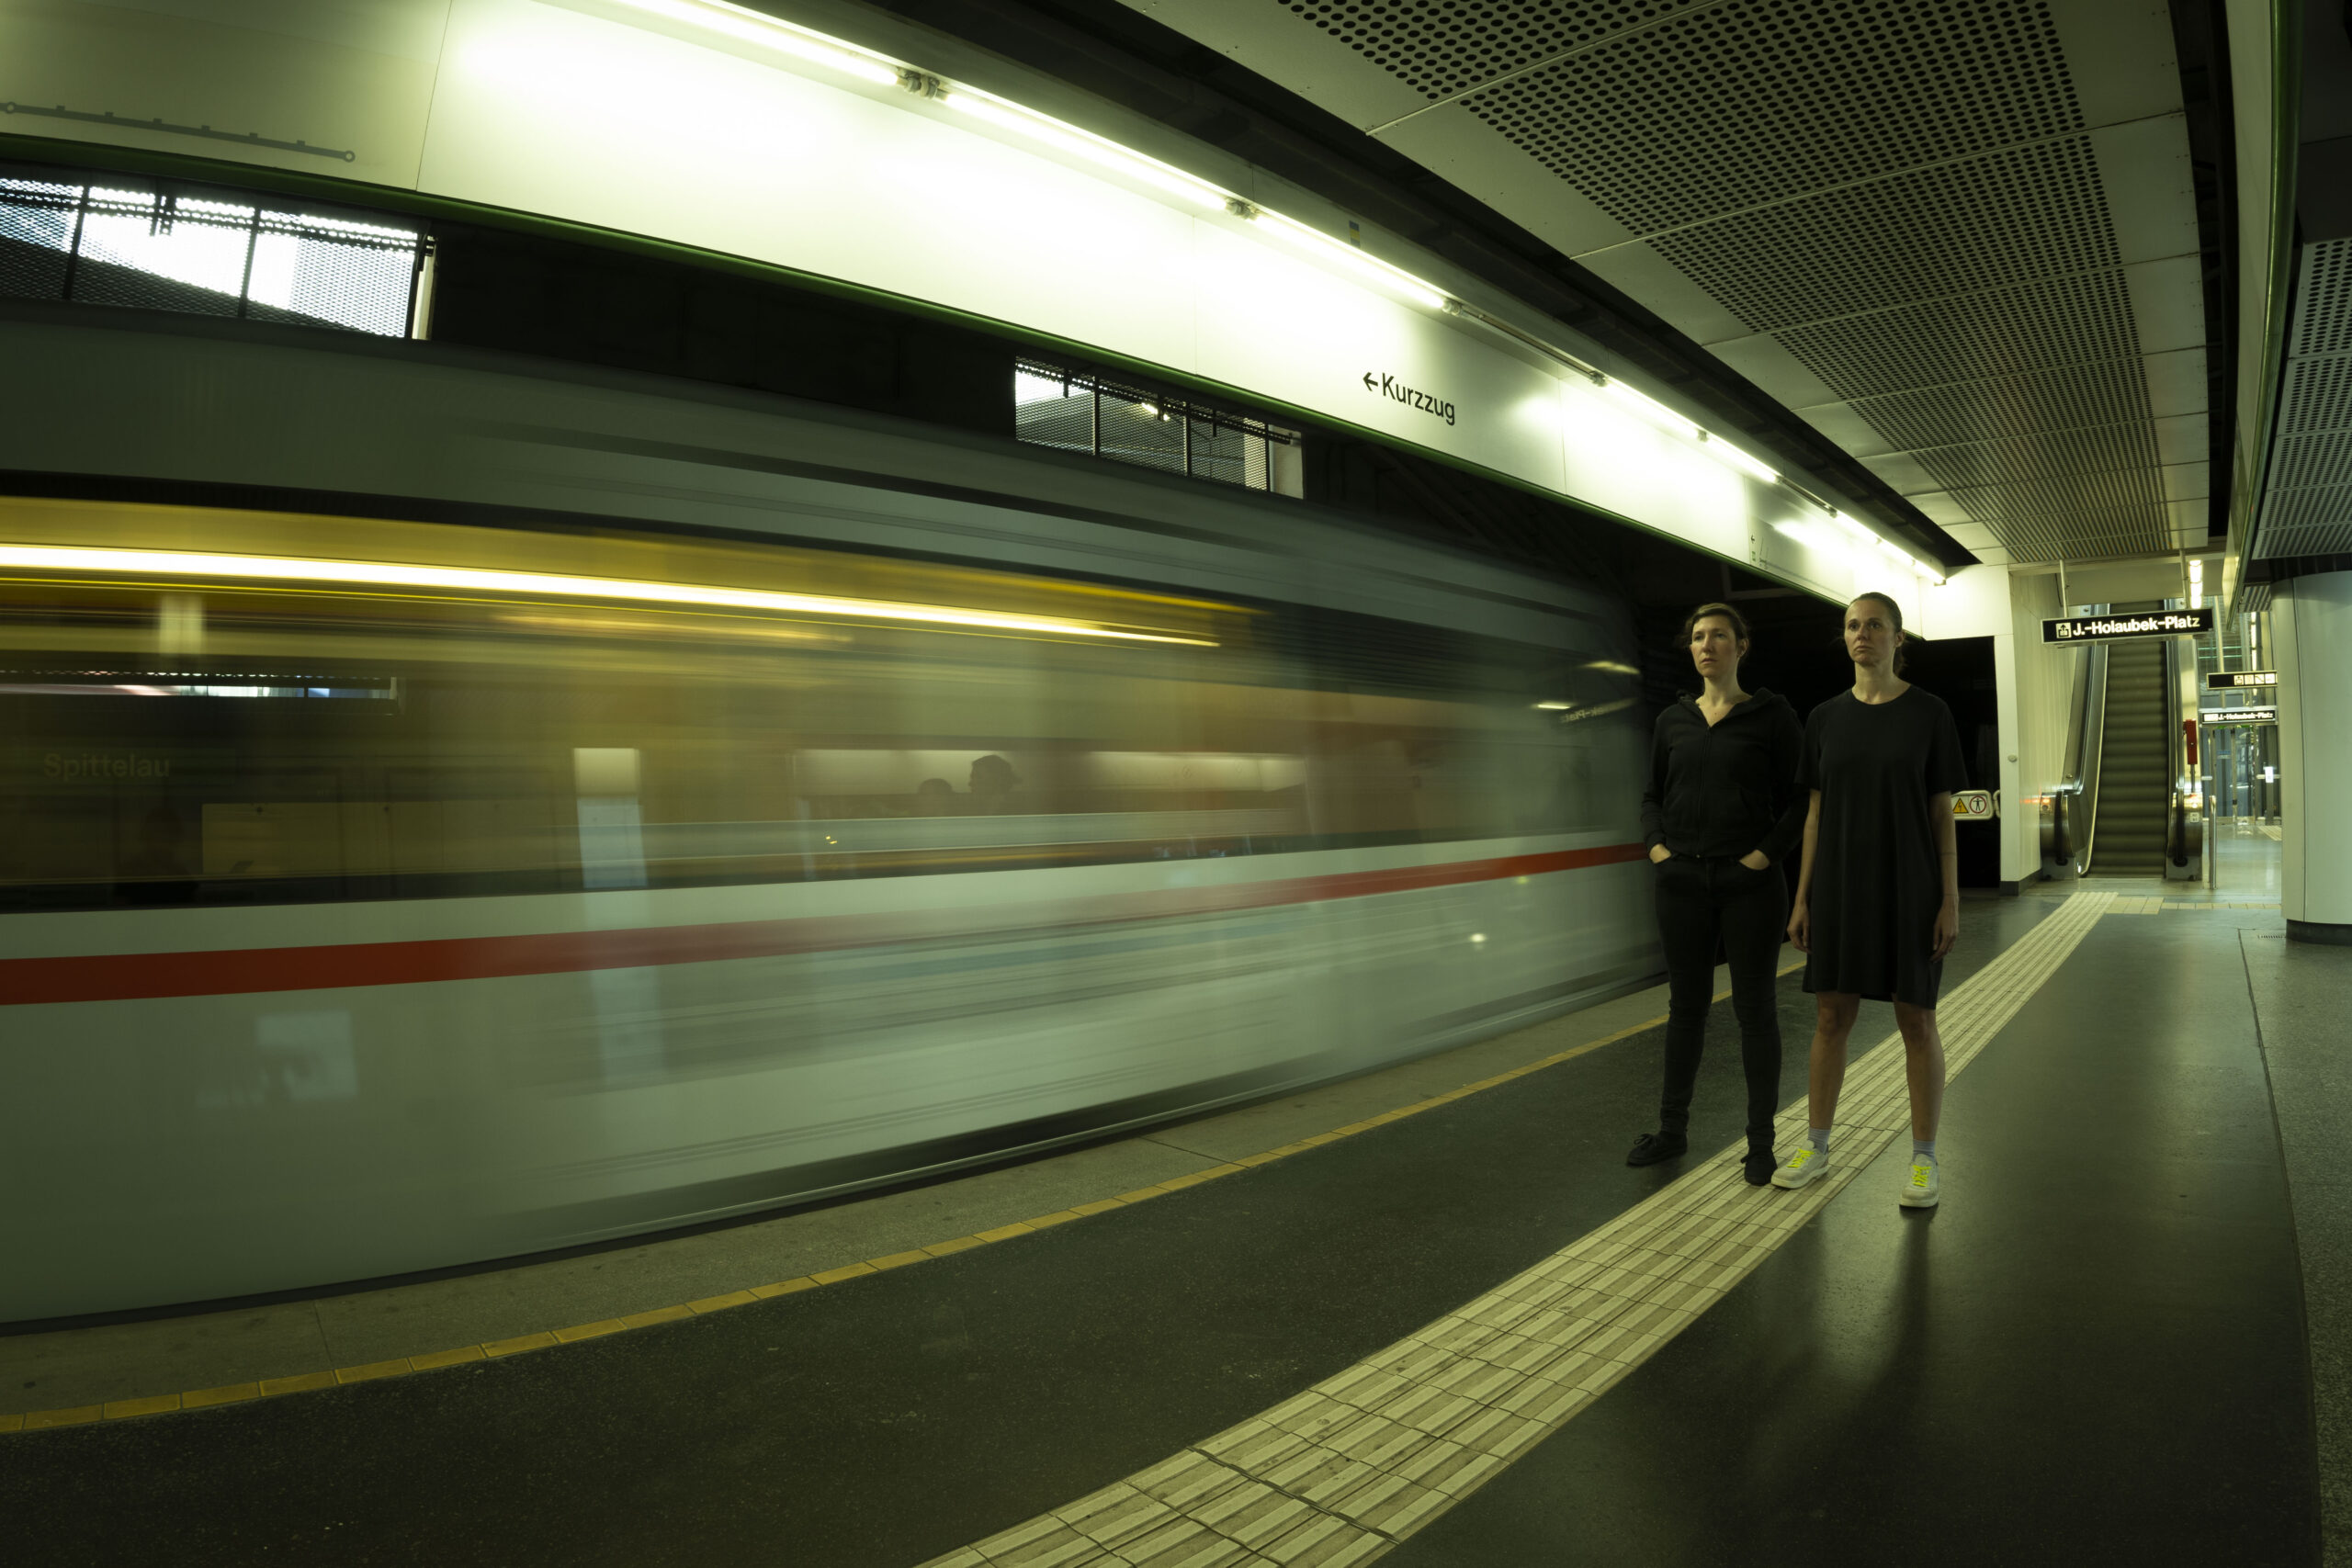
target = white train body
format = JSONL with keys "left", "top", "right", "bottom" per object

{"left": 0, "top": 299, "right": 1655, "bottom": 1323}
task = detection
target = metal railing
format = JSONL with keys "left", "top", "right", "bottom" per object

{"left": 2056, "top": 637, "right": 2109, "bottom": 874}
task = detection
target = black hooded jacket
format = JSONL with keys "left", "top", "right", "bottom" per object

{"left": 1639, "top": 689, "right": 1807, "bottom": 863}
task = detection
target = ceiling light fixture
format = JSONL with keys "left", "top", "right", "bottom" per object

{"left": 1600, "top": 377, "right": 1802, "bottom": 491}
{"left": 1599, "top": 378, "right": 1699, "bottom": 442}
{"left": 1701, "top": 434, "right": 1779, "bottom": 486}
{"left": 603, "top": 0, "right": 901, "bottom": 85}
{"left": 1235, "top": 204, "right": 1448, "bottom": 310}
{"left": 938, "top": 90, "right": 1229, "bottom": 209}
{"left": 0, "top": 545, "right": 1216, "bottom": 645}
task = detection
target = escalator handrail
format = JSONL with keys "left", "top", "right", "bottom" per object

{"left": 2068, "top": 638, "right": 2109, "bottom": 874}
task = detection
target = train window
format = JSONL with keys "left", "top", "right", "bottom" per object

{"left": 0, "top": 498, "right": 1632, "bottom": 910}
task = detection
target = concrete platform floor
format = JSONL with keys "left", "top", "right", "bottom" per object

{"left": 2, "top": 885, "right": 2342, "bottom": 1567}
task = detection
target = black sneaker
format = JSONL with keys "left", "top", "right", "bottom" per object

{"left": 1742, "top": 1148, "right": 1777, "bottom": 1186}
{"left": 1625, "top": 1131, "right": 1688, "bottom": 1168}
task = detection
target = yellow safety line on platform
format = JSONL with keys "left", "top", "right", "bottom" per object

{"left": 916, "top": 894, "right": 2115, "bottom": 1567}
{"left": 0, "top": 964, "right": 1800, "bottom": 1435}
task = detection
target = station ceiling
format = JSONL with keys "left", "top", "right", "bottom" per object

{"left": 1115, "top": 0, "right": 2222, "bottom": 570}
{"left": 2246, "top": 5, "right": 2352, "bottom": 597}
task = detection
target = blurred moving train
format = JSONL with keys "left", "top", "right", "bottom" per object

{"left": 0, "top": 305, "right": 1654, "bottom": 1322}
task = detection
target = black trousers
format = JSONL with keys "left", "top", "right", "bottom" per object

{"left": 1652, "top": 854, "right": 1788, "bottom": 1148}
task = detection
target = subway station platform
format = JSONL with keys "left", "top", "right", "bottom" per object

{"left": 4, "top": 870, "right": 2346, "bottom": 1567}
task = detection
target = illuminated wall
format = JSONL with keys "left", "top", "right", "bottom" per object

{"left": 0, "top": 0, "right": 1943, "bottom": 620}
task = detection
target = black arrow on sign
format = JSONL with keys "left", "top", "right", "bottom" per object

{"left": 1363, "top": 372, "right": 1376, "bottom": 391}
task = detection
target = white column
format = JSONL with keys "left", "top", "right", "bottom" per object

{"left": 2276, "top": 571, "right": 2352, "bottom": 942}
{"left": 1992, "top": 629, "right": 2030, "bottom": 886}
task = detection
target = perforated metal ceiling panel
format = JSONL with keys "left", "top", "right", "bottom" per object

{"left": 1129, "top": 0, "right": 2211, "bottom": 566}
{"left": 2255, "top": 239, "right": 2352, "bottom": 561}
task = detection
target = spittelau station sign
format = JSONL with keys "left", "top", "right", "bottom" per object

{"left": 2042, "top": 608, "right": 2215, "bottom": 644}
{"left": 2207, "top": 670, "right": 2278, "bottom": 690}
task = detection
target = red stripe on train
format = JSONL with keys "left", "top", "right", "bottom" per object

{"left": 0, "top": 844, "right": 1646, "bottom": 1006}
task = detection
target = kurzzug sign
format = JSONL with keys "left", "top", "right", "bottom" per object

{"left": 1363, "top": 371, "right": 1456, "bottom": 427}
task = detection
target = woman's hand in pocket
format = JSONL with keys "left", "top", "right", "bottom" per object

{"left": 1648, "top": 844, "right": 1673, "bottom": 865}
{"left": 1738, "top": 850, "right": 1770, "bottom": 871}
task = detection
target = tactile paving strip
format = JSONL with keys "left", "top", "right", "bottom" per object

{"left": 922, "top": 891, "right": 2114, "bottom": 1567}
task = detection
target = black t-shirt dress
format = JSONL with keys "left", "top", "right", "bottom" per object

{"left": 1798, "top": 686, "right": 1970, "bottom": 1007}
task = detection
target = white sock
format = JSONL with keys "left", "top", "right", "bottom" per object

{"left": 1808, "top": 1126, "right": 1830, "bottom": 1151}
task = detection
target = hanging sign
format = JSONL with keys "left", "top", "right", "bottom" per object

{"left": 1951, "top": 789, "right": 1996, "bottom": 820}
{"left": 2042, "top": 608, "right": 2214, "bottom": 644}
{"left": 2206, "top": 670, "right": 2278, "bottom": 690}
{"left": 2200, "top": 707, "right": 2278, "bottom": 726}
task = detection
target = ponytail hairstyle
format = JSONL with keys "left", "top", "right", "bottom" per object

{"left": 1679, "top": 601, "right": 1751, "bottom": 659}
{"left": 1846, "top": 592, "right": 1908, "bottom": 673}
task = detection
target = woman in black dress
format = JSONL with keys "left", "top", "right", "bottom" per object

{"left": 1773, "top": 592, "right": 1968, "bottom": 1208}
{"left": 1629, "top": 603, "right": 1805, "bottom": 1185}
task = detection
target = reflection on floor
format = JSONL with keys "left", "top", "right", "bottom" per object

{"left": 2040, "top": 822, "right": 2283, "bottom": 913}
{"left": 2218, "top": 823, "right": 2285, "bottom": 891}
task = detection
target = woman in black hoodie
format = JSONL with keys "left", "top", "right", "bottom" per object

{"left": 1630, "top": 603, "right": 1806, "bottom": 1184}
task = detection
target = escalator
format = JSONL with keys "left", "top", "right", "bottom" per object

{"left": 2045, "top": 601, "right": 2202, "bottom": 882}
{"left": 2092, "top": 635, "right": 2170, "bottom": 873}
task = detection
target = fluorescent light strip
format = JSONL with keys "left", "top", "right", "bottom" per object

{"left": 601, "top": 0, "right": 1461, "bottom": 316}
{"left": 1782, "top": 514, "right": 1945, "bottom": 584}
{"left": 599, "top": 0, "right": 1873, "bottom": 540}
{"left": 1243, "top": 209, "right": 1448, "bottom": 310}
{"left": 1771, "top": 519, "right": 1831, "bottom": 550}
{"left": 1600, "top": 379, "right": 1698, "bottom": 442}
{"left": 1607, "top": 381, "right": 1785, "bottom": 486}
{"left": 0, "top": 547, "right": 1216, "bottom": 646}
{"left": 603, "top": 0, "right": 901, "bottom": 85}
{"left": 1702, "top": 434, "right": 1779, "bottom": 486}
{"left": 939, "top": 91, "right": 1227, "bottom": 209}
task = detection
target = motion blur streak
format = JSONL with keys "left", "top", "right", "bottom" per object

{"left": 0, "top": 845, "right": 1643, "bottom": 1005}
{"left": 0, "top": 544, "right": 1214, "bottom": 645}
{"left": 0, "top": 498, "right": 1651, "bottom": 1322}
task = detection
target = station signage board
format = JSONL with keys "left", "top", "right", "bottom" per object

{"left": 2206, "top": 670, "right": 2278, "bottom": 690}
{"left": 1951, "top": 789, "right": 1996, "bottom": 820}
{"left": 2200, "top": 707, "right": 2278, "bottom": 726}
{"left": 2042, "top": 608, "right": 2215, "bottom": 644}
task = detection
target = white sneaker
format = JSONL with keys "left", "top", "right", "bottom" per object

{"left": 1770, "top": 1145, "right": 1828, "bottom": 1190}
{"left": 1899, "top": 1155, "right": 1939, "bottom": 1209}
